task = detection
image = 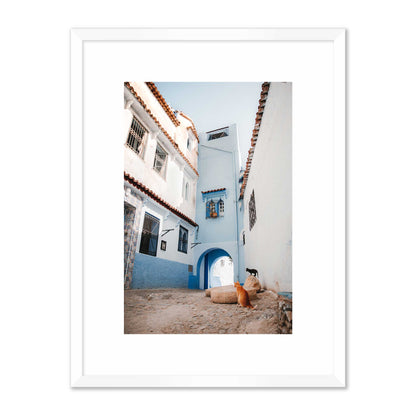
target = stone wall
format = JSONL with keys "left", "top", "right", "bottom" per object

{"left": 276, "top": 295, "right": 292, "bottom": 334}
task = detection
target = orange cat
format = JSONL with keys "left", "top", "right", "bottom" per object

{"left": 234, "top": 282, "right": 256, "bottom": 309}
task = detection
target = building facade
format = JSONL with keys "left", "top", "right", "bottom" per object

{"left": 240, "top": 82, "right": 292, "bottom": 293}
{"left": 123, "top": 82, "right": 291, "bottom": 293}
{"left": 123, "top": 82, "right": 199, "bottom": 289}
{"left": 189, "top": 124, "right": 246, "bottom": 289}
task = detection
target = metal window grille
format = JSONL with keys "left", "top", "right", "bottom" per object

{"left": 219, "top": 199, "right": 224, "bottom": 216}
{"left": 139, "top": 213, "right": 160, "bottom": 256}
{"left": 126, "top": 117, "right": 147, "bottom": 156}
{"left": 208, "top": 130, "right": 228, "bottom": 140}
{"left": 207, "top": 127, "right": 229, "bottom": 141}
{"left": 153, "top": 143, "right": 168, "bottom": 177}
{"left": 178, "top": 226, "right": 188, "bottom": 253}
{"left": 249, "top": 190, "right": 257, "bottom": 230}
{"left": 209, "top": 200, "right": 218, "bottom": 218}
{"left": 206, "top": 199, "right": 221, "bottom": 218}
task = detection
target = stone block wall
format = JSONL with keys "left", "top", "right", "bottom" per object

{"left": 276, "top": 295, "right": 293, "bottom": 334}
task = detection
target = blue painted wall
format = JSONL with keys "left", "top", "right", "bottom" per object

{"left": 196, "top": 248, "right": 231, "bottom": 289}
{"left": 195, "top": 124, "right": 246, "bottom": 283}
{"left": 131, "top": 253, "right": 189, "bottom": 289}
{"left": 188, "top": 275, "right": 199, "bottom": 289}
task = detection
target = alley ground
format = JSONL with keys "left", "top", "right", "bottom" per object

{"left": 124, "top": 288, "right": 286, "bottom": 334}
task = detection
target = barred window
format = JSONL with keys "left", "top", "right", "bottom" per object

{"left": 153, "top": 143, "right": 168, "bottom": 178}
{"left": 218, "top": 199, "right": 224, "bottom": 216}
{"left": 208, "top": 127, "right": 229, "bottom": 141}
{"left": 178, "top": 226, "right": 188, "bottom": 253}
{"left": 126, "top": 116, "right": 147, "bottom": 157}
{"left": 249, "top": 190, "right": 257, "bottom": 230}
{"left": 206, "top": 200, "right": 218, "bottom": 218}
{"left": 139, "top": 213, "right": 160, "bottom": 256}
{"left": 205, "top": 199, "right": 224, "bottom": 218}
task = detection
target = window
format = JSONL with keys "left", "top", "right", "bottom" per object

{"left": 207, "top": 127, "right": 229, "bottom": 141}
{"left": 178, "top": 226, "right": 188, "bottom": 253}
{"left": 185, "top": 182, "right": 189, "bottom": 201}
{"left": 205, "top": 199, "right": 225, "bottom": 218}
{"left": 249, "top": 190, "right": 257, "bottom": 230}
{"left": 187, "top": 136, "right": 192, "bottom": 151}
{"left": 218, "top": 199, "right": 224, "bottom": 216}
{"left": 126, "top": 116, "right": 147, "bottom": 157}
{"left": 153, "top": 143, "right": 168, "bottom": 177}
{"left": 205, "top": 200, "right": 218, "bottom": 218}
{"left": 139, "top": 213, "right": 160, "bottom": 256}
{"left": 182, "top": 179, "right": 190, "bottom": 201}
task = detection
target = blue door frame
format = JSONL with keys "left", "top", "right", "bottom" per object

{"left": 197, "top": 248, "right": 233, "bottom": 290}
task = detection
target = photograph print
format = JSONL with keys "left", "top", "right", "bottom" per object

{"left": 123, "top": 81, "right": 292, "bottom": 334}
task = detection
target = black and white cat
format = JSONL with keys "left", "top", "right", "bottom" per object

{"left": 246, "top": 267, "right": 258, "bottom": 277}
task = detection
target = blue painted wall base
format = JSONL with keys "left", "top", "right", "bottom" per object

{"left": 188, "top": 275, "right": 199, "bottom": 289}
{"left": 131, "top": 253, "right": 189, "bottom": 289}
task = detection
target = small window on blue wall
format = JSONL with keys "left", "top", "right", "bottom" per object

{"left": 219, "top": 199, "right": 224, "bottom": 216}
{"left": 178, "top": 226, "right": 188, "bottom": 253}
{"left": 206, "top": 200, "right": 218, "bottom": 218}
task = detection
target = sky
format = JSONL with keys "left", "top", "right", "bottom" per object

{"left": 154, "top": 82, "right": 262, "bottom": 168}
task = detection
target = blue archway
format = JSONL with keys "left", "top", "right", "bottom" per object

{"left": 196, "top": 248, "right": 233, "bottom": 289}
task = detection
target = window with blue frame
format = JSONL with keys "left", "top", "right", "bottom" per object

{"left": 206, "top": 200, "right": 217, "bottom": 218}
{"left": 203, "top": 189, "right": 227, "bottom": 219}
{"left": 139, "top": 213, "right": 160, "bottom": 256}
{"left": 205, "top": 199, "right": 225, "bottom": 218}
{"left": 178, "top": 226, "right": 188, "bottom": 253}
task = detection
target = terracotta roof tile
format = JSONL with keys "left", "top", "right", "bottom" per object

{"left": 125, "top": 82, "right": 198, "bottom": 176}
{"left": 124, "top": 172, "right": 198, "bottom": 228}
{"left": 186, "top": 126, "right": 200, "bottom": 143}
{"left": 239, "top": 82, "right": 271, "bottom": 199}
{"left": 179, "top": 112, "right": 199, "bottom": 142}
{"left": 145, "top": 82, "right": 180, "bottom": 126}
{"left": 201, "top": 188, "right": 226, "bottom": 194}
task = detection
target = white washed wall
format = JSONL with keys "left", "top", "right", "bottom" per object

{"left": 136, "top": 200, "right": 195, "bottom": 266}
{"left": 123, "top": 86, "right": 198, "bottom": 220}
{"left": 243, "top": 83, "right": 292, "bottom": 293}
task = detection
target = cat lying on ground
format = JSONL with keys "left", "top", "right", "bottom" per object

{"left": 234, "top": 282, "right": 257, "bottom": 309}
{"left": 246, "top": 267, "right": 258, "bottom": 277}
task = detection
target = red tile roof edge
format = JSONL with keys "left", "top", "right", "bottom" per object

{"left": 124, "top": 172, "right": 198, "bottom": 228}
{"left": 201, "top": 188, "right": 226, "bottom": 194}
{"left": 186, "top": 126, "right": 200, "bottom": 143}
{"left": 145, "top": 82, "right": 180, "bottom": 126}
{"left": 125, "top": 82, "right": 199, "bottom": 177}
{"left": 179, "top": 112, "right": 200, "bottom": 142}
{"left": 239, "top": 82, "right": 271, "bottom": 199}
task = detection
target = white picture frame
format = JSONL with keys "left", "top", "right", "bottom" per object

{"left": 70, "top": 28, "right": 345, "bottom": 388}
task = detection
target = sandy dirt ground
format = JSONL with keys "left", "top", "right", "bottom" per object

{"left": 124, "top": 288, "right": 283, "bottom": 334}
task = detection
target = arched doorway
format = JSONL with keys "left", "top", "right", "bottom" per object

{"left": 211, "top": 256, "right": 234, "bottom": 287}
{"left": 196, "top": 248, "right": 234, "bottom": 289}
